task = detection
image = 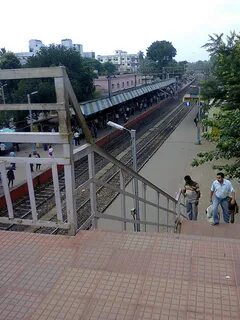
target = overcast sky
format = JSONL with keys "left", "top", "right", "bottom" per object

{"left": 1, "top": 0, "right": 239, "bottom": 62}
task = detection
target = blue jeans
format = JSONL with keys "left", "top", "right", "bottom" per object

{"left": 212, "top": 196, "right": 229, "bottom": 224}
{"left": 186, "top": 200, "right": 198, "bottom": 220}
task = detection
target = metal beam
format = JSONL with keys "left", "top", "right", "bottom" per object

{"left": 0, "top": 67, "right": 65, "bottom": 80}
{"left": 0, "top": 132, "right": 69, "bottom": 144}
{"left": 63, "top": 69, "right": 93, "bottom": 144}
{"left": 0, "top": 103, "right": 64, "bottom": 111}
{"left": 0, "top": 156, "right": 70, "bottom": 165}
{"left": 0, "top": 217, "right": 70, "bottom": 229}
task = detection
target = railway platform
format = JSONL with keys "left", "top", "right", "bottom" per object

{"left": 100, "top": 104, "right": 239, "bottom": 230}
{"left": 0, "top": 96, "right": 179, "bottom": 196}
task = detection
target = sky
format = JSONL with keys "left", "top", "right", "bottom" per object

{"left": 1, "top": 0, "right": 240, "bottom": 62}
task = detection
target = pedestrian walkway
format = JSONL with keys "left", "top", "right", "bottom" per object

{"left": 1, "top": 228, "right": 240, "bottom": 320}
{"left": 181, "top": 220, "right": 240, "bottom": 239}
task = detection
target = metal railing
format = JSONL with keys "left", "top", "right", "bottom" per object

{"left": 74, "top": 144, "right": 187, "bottom": 233}
{"left": 0, "top": 143, "right": 188, "bottom": 234}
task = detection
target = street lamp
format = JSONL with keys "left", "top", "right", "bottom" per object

{"left": 1, "top": 83, "right": 7, "bottom": 104}
{"left": 107, "top": 121, "right": 140, "bottom": 231}
{"left": 195, "top": 86, "right": 201, "bottom": 145}
{"left": 106, "top": 75, "right": 117, "bottom": 98}
{"left": 27, "top": 91, "right": 38, "bottom": 150}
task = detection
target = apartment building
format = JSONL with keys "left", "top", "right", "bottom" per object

{"left": 97, "top": 50, "right": 140, "bottom": 73}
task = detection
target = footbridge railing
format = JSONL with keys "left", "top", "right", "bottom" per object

{"left": 0, "top": 142, "right": 187, "bottom": 234}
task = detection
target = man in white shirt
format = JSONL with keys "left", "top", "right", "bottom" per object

{"left": 210, "top": 172, "right": 235, "bottom": 225}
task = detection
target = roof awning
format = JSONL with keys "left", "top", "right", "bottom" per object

{"left": 80, "top": 98, "right": 113, "bottom": 116}
{"left": 80, "top": 78, "right": 176, "bottom": 116}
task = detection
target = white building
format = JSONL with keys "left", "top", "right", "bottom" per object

{"left": 15, "top": 39, "right": 88, "bottom": 65}
{"left": 15, "top": 39, "right": 45, "bottom": 64}
{"left": 29, "top": 39, "right": 45, "bottom": 53}
{"left": 15, "top": 52, "right": 33, "bottom": 65}
{"left": 61, "top": 39, "right": 83, "bottom": 55}
{"left": 83, "top": 52, "right": 95, "bottom": 59}
{"left": 97, "top": 50, "right": 140, "bottom": 73}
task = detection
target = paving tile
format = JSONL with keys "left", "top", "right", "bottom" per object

{"left": 1, "top": 228, "right": 240, "bottom": 319}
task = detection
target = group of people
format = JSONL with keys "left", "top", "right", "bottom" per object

{"left": 5, "top": 150, "right": 42, "bottom": 188}
{"left": 28, "top": 151, "right": 41, "bottom": 172}
{"left": 182, "top": 172, "right": 238, "bottom": 224}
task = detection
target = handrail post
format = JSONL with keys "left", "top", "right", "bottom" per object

{"left": 130, "top": 129, "right": 140, "bottom": 221}
{"left": 88, "top": 150, "right": 98, "bottom": 229}
{"left": 0, "top": 161, "right": 14, "bottom": 219}
{"left": 166, "top": 198, "right": 169, "bottom": 232}
{"left": 142, "top": 182, "right": 147, "bottom": 232}
{"left": 120, "top": 169, "right": 126, "bottom": 231}
{"left": 157, "top": 192, "right": 160, "bottom": 232}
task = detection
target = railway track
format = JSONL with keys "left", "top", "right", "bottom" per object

{"left": 0, "top": 95, "right": 192, "bottom": 233}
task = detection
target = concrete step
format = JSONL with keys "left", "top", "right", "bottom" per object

{"left": 181, "top": 220, "right": 240, "bottom": 240}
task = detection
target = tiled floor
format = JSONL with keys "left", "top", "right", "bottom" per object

{"left": 0, "top": 226, "right": 240, "bottom": 319}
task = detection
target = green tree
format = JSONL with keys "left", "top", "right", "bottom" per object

{"left": 82, "top": 58, "right": 103, "bottom": 77}
{"left": 146, "top": 41, "right": 177, "bottom": 68}
{"left": 139, "top": 58, "right": 158, "bottom": 76}
{"left": 192, "top": 109, "right": 240, "bottom": 178}
{"left": 192, "top": 32, "right": 240, "bottom": 178}
{"left": 0, "top": 51, "right": 21, "bottom": 123}
{"left": 0, "top": 51, "right": 21, "bottom": 69}
{"left": 25, "top": 45, "right": 95, "bottom": 102}
{"left": 101, "top": 62, "right": 117, "bottom": 76}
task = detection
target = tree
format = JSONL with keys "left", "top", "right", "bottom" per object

{"left": 201, "top": 32, "right": 240, "bottom": 107}
{"left": 0, "top": 51, "right": 21, "bottom": 69}
{"left": 101, "top": 62, "right": 117, "bottom": 76}
{"left": 139, "top": 58, "right": 158, "bottom": 76}
{"left": 192, "top": 32, "right": 240, "bottom": 178}
{"left": 192, "top": 109, "right": 240, "bottom": 178}
{"left": 82, "top": 58, "right": 103, "bottom": 77}
{"left": 25, "top": 45, "right": 95, "bottom": 102}
{"left": 0, "top": 48, "right": 6, "bottom": 56}
{"left": 146, "top": 41, "right": 177, "bottom": 68}
{"left": 0, "top": 51, "right": 21, "bottom": 118}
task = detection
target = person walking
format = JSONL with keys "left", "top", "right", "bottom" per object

{"left": 73, "top": 130, "right": 80, "bottom": 146}
{"left": 48, "top": 145, "right": 54, "bottom": 158}
{"left": 28, "top": 154, "right": 34, "bottom": 172}
{"left": 7, "top": 168, "right": 15, "bottom": 187}
{"left": 182, "top": 175, "right": 200, "bottom": 220}
{"left": 210, "top": 172, "right": 235, "bottom": 225}
{"left": 9, "top": 151, "right": 16, "bottom": 170}
{"left": 34, "top": 151, "right": 41, "bottom": 171}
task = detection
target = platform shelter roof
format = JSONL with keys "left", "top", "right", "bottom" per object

{"left": 80, "top": 78, "right": 176, "bottom": 116}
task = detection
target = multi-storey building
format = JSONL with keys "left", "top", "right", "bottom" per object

{"left": 29, "top": 39, "right": 45, "bottom": 53}
{"left": 61, "top": 39, "right": 83, "bottom": 55}
{"left": 15, "top": 39, "right": 45, "bottom": 64}
{"left": 15, "top": 39, "right": 91, "bottom": 65}
{"left": 83, "top": 52, "right": 96, "bottom": 59}
{"left": 97, "top": 50, "right": 140, "bottom": 73}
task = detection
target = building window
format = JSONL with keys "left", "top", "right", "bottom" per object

{"left": 122, "top": 82, "right": 124, "bottom": 88}
{"left": 112, "top": 84, "right": 115, "bottom": 89}
{"left": 117, "top": 83, "right": 120, "bottom": 89}
{"left": 127, "top": 81, "right": 129, "bottom": 87}
{"left": 131, "top": 80, "right": 134, "bottom": 85}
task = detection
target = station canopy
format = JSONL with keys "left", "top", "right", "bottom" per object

{"left": 80, "top": 78, "right": 176, "bottom": 116}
